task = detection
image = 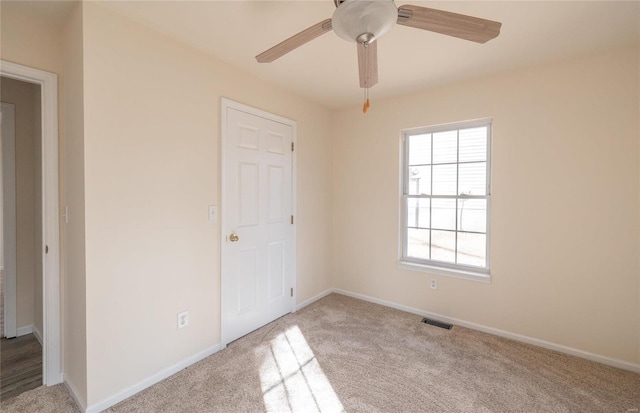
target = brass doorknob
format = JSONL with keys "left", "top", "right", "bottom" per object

{"left": 229, "top": 233, "right": 239, "bottom": 242}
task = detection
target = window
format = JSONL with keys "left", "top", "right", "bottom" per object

{"left": 400, "top": 119, "right": 491, "bottom": 280}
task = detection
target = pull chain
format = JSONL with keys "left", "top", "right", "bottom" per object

{"left": 363, "top": 85, "right": 369, "bottom": 113}
{"left": 363, "top": 41, "right": 371, "bottom": 114}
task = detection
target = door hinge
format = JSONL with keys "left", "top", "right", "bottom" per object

{"left": 291, "top": 215, "right": 294, "bottom": 225}
{"left": 290, "top": 287, "right": 293, "bottom": 297}
{"left": 291, "top": 142, "right": 294, "bottom": 152}
{"left": 45, "top": 245, "right": 49, "bottom": 254}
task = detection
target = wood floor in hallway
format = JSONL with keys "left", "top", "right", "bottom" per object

{"left": 0, "top": 334, "right": 42, "bottom": 401}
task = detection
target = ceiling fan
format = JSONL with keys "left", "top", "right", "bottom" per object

{"left": 256, "top": 0, "right": 501, "bottom": 112}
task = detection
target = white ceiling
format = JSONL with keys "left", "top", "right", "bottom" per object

{"left": 13, "top": 1, "right": 640, "bottom": 109}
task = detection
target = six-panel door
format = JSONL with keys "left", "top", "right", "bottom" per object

{"left": 222, "top": 107, "right": 293, "bottom": 345}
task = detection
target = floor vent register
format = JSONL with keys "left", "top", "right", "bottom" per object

{"left": 421, "top": 317, "right": 453, "bottom": 330}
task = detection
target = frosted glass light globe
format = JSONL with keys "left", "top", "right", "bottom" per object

{"left": 332, "top": 0, "right": 398, "bottom": 43}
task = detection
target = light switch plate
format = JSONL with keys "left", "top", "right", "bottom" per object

{"left": 208, "top": 205, "right": 217, "bottom": 222}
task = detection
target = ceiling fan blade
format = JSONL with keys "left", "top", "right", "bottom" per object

{"left": 357, "top": 40, "right": 378, "bottom": 88}
{"left": 397, "top": 5, "right": 501, "bottom": 44}
{"left": 256, "top": 19, "right": 333, "bottom": 63}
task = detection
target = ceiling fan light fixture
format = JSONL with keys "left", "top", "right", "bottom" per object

{"left": 332, "top": 0, "right": 397, "bottom": 43}
{"left": 256, "top": 0, "right": 502, "bottom": 112}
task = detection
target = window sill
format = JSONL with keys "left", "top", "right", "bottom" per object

{"left": 397, "top": 260, "right": 491, "bottom": 283}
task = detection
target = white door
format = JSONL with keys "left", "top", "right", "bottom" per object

{"left": 222, "top": 102, "right": 295, "bottom": 345}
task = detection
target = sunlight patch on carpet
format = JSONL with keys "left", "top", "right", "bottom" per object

{"left": 256, "top": 325, "right": 344, "bottom": 413}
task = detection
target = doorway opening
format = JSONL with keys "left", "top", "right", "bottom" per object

{"left": 0, "top": 78, "right": 43, "bottom": 400}
{"left": 0, "top": 61, "right": 61, "bottom": 399}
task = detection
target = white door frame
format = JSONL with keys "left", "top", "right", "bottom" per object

{"left": 1, "top": 60, "right": 61, "bottom": 385}
{"left": 220, "top": 98, "right": 297, "bottom": 348}
{"left": 1, "top": 102, "right": 17, "bottom": 339}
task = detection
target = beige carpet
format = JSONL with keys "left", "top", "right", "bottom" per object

{"left": 2, "top": 293, "right": 639, "bottom": 412}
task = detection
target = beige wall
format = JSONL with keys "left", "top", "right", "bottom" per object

{"left": 61, "top": 2, "right": 87, "bottom": 405}
{"left": 1, "top": 0, "right": 88, "bottom": 404}
{"left": 0, "top": 76, "right": 40, "bottom": 333}
{"left": 332, "top": 46, "right": 640, "bottom": 365}
{"left": 82, "top": 2, "right": 332, "bottom": 405}
{"left": 0, "top": 3, "right": 63, "bottom": 76}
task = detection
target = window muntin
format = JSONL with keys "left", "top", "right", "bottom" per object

{"left": 401, "top": 120, "right": 491, "bottom": 275}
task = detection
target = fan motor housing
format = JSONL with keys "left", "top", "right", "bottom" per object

{"left": 332, "top": 0, "right": 398, "bottom": 43}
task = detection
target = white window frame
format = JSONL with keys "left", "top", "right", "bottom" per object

{"left": 398, "top": 118, "right": 492, "bottom": 283}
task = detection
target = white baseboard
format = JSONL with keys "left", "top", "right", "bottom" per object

{"left": 16, "top": 324, "right": 33, "bottom": 337}
{"left": 295, "top": 288, "right": 333, "bottom": 311}
{"left": 85, "top": 343, "right": 222, "bottom": 413}
{"left": 15, "top": 325, "right": 43, "bottom": 345}
{"left": 61, "top": 288, "right": 638, "bottom": 413}
{"left": 332, "top": 288, "right": 640, "bottom": 374}
{"left": 64, "top": 374, "right": 87, "bottom": 413}
{"left": 32, "top": 326, "right": 43, "bottom": 345}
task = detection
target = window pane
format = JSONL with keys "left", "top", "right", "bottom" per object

{"left": 403, "top": 121, "right": 490, "bottom": 271}
{"left": 408, "top": 166, "right": 431, "bottom": 195}
{"left": 459, "top": 127, "right": 487, "bottom": 162}
{"left": 407, "top": 198, "right": 430, "bottom": 229}
{"left": 431, "top": 230, "right": 455, "bottom": 263}
{"left": 457, "top": 232, "right": 486, "bottom": 267}
{"left": 458, "top": 199, "right": 486, "bottom": 233}
{"left": 431, "top": 198, "right": 455, "bottom": 230}
{"left": 407, "top": 198, "right": 416, "bottom": 228}
{"left": 432, "top": 130, "right": 457, "bottom": 164}
{"left": 409, "top": 134, "right": 431, "bottom": 166}
{"left": 432, "top": 164, "right": 456, "bottom": 195}
{"left": 407, "top": 228, "right": 430, "bottom": 259}
{"left": 458, "top": 162, "right": 486, "bottom": 195}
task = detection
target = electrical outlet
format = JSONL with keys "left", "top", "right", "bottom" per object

{"left": 430, "top": 279, "right": 437, "bottom": 289}
{"left": 177, "top": 311, "right": 189, "bottom": 329}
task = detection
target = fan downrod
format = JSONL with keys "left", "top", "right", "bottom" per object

{"left": 356, "top": 33, "right": 375, "bottom": 45}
